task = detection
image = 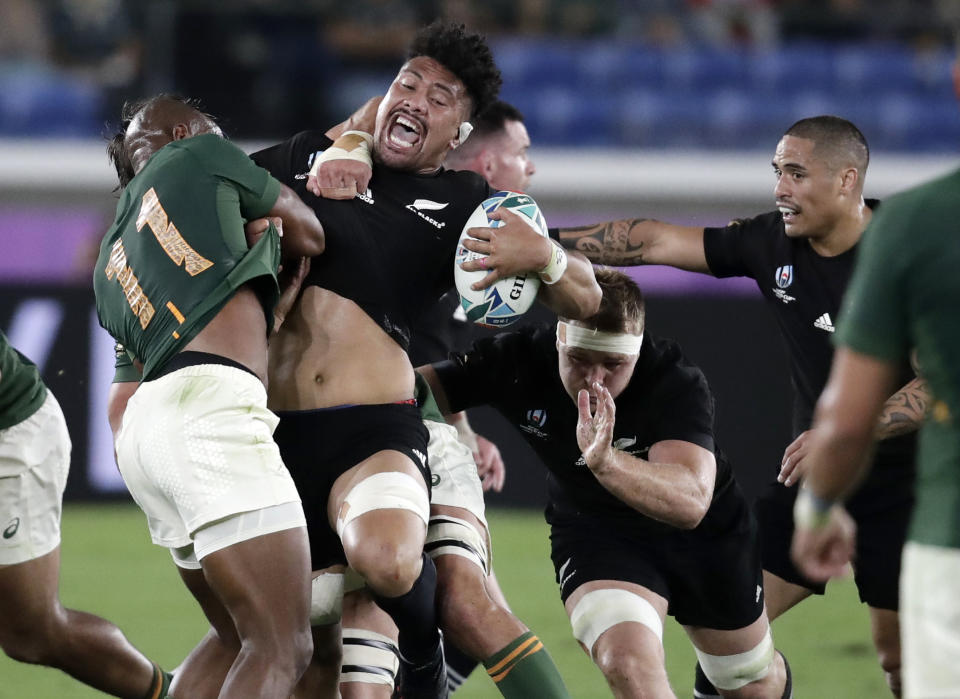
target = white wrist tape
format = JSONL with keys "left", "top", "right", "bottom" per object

{"left": 309, "top": 130, "right": 373, "bottom": 176}
{"left": 793, "top": 487, "right": 836, "bottom": 529}
{"left": 557, "top": 321, "right": 643, "bottom": 355}
{"left": 539, "top": 240, "right": 568, "bottom": 284}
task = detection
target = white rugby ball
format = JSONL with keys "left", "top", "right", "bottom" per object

{"left": 454, "top": 191, "right": 549, "bottom": 327}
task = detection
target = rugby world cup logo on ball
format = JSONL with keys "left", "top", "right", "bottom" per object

{"left": 454, "top": 191, "right": 549, "bottom": 326}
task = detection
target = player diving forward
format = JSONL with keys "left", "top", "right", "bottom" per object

{"left": 421, "top": 269, "right": 791, "bottom": 698}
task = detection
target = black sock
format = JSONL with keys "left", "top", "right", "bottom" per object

{"left": 693, "top": 662, "right": 721, "bottom": 699}
{"left": 443, "top": 639, "right": 479, "bottom": 691}
{"left": 373, "top": 552, "right": 441, "bottom": 666}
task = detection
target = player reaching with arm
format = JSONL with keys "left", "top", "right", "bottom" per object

{"left": 251, "top": 20, "right": 597, "bottom": 699}
{"left": 421, "top": 269, "right": 790, "bottom": 698}
{"left": 96, "top": 94, "right": 324, "bottom": 699}
{"left": 554, "top": 116, "right": 924, "bottom": 697}
{"left": 403, "top": 99, "right": 538, "bottom": 693}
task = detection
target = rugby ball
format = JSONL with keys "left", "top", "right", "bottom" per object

{"left": 454, "top": 191, "right": 549, "bottom": 327}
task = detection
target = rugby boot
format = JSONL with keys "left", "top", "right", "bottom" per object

{"left": 395, "top": 639, "right": 448, "bottom": 699}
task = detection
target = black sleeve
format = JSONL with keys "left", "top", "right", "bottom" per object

{"left": 702, "top": 211, "right": 781, "bottom": 280}
{"left": 249, "top": 131, "right": 331, "bottom": 185}
{"left": 653, "top": 368, "right": 716, "bottom": 454}
{"left": 431, "top": 328, "right": 542, "bottom": 413}
{"left": 644, "top": 343, "right": 717, "bottom": 453}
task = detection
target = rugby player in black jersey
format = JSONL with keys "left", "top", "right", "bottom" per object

{"left": 554, "top": 116, "right": 926, "bottom": 697}
{"left": 250, "top": 21, "right": 600, "bottom": 699}
{"left": 419, "top": 269, "right": 790, "bottom": 698}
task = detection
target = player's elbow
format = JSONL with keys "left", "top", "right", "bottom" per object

{"left": 676, "top": 478, "right": 714, "bottom": 529}
{"left": 557, "top": 278, "right": 602, "bottom": 321}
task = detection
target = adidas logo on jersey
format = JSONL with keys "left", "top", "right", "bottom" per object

{"left": 814, "top": 313, "right": 835, "bottom": 333}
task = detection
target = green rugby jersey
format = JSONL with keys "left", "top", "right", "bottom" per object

{"left": 94, "top": 134, "right": 282, "bottom": 381}
{"left": 0, "top": 331, "right": 47, "bottom": 432}
{"left": 415, "top": 372, "right": 445, "bottom": 425}
{"left": 836, "top": 166, "right": 960, "bottom": 549}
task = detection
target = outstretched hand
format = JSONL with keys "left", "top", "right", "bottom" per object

{"left": 458, "top": 208, "right": 553, "bottom": 290}
{"left": 576, "top": 381, "right": 616, "bottom": 472}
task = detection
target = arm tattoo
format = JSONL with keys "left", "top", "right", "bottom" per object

{"left": 876, "top": 377, "right": 929, "bottom": 440}
{"left": 558, "top": 219, "right": 651, "bottom": 265}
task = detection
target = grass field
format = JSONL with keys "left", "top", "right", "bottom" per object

{"left": 1, "top": 504, "right": 889, "bottom": 698}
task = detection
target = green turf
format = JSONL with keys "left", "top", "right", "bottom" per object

{"left": 0, "top": 504, "right": 889, "bottom": 697}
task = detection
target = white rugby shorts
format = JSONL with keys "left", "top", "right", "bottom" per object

{"left": 115, "top": 363, "right": 302, "bottom": 552}
{"left": 424, "top": 419, "right": 487, "bottom": 528}
{"left": 901, "top": 541, "right": 960, "bottom": 698}
{"left": 0, "top": 392, "right": 70, "bottom": 565}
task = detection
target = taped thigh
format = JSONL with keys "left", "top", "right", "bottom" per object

{"left": 694, "top": 628, "right": 774, "bottom": 691}
{"left": 570, "top": 588, "right": 664, "bottom": 654}
{"left": 336, "top": 471, "right": 429, "bottom": 537}
{"left": 426, "top": 513, "right": 489, "bottom": 574}
{"left": 341, "top": 627, "right": 400, "bottom": 688}
{"left": 310, "top": 571, "right": 345, "bottom": 626}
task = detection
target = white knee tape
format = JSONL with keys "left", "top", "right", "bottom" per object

{"left": 695, "top": 628, "right": 774, "bottom": 691}
{"left": 426, "top": 514, "right": 490, "bottom": 575}
{"left": 310, "top": 572, "right": 344, "bottom": 626}
{"left": 341, "top": 627, "right": 400, "bottom": 688}
{"left": 570, "top": 589, "right": 663, "bottom": 654}
{"left": 336, "top": 472, "right": 429, "bottom": 538}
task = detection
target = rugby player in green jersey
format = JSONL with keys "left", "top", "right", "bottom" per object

{"left": 95, "top": 94, "right": 324, "bottom": 699}
{"left": 0, "top": 331, "right": 174, "bottom": 698}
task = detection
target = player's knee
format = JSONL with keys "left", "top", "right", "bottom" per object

{"left": 593, "top": 640, "right": 664, "bottom": 693}
{"left": 287, "top": 624, "right": 315, "bottom": 679}
{"left": 351, "top": 541, "right": 423, "bottom": 598}
{"left": 0, "top": 607, "right": 66, "bottom": 666}
{"left": 436, "top": 570, "right": 500, "bottom": 644}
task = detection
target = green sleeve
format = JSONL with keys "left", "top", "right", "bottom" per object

{"left": 112, "top": 343, "right": 142, "bottom": 384}
{"left": 195, "top": 134, "right": 282, "bottom": 219}
{"left": 834, "top": 197, "right": 912, "bottom": 363}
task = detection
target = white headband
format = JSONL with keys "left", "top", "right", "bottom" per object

{"left": 556, "top": 321, "right": 643, "bottom": 356}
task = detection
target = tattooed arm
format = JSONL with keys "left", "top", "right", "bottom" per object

{"left": 556, "top": 218, "right": 711, "bottom": 272}
{"left": 875, "top": 376, "right": 929, "bottom": 439}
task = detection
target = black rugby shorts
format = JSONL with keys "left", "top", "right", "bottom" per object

{"left": 755, "top": 456, "right": 913, "bottom": 610}
{"left": 273, "top": 402, "right": 429, "bottom": 571}
{"left": 547, "top": 502, "right": 764, "bottom": 631}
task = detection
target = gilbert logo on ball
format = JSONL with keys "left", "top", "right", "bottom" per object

{"left": 454, "top": 191, "right": 549, "bottom": 326}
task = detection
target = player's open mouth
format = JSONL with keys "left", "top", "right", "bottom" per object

{"left": 388, "top": 113, "right": 423, "bottom": 150}
{"left": 778, "top": 204, "right": 798, "bottom": 224}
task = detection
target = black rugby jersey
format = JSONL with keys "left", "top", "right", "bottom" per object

{"left": 433, "top": 325, "right": 742, "bottom": 536}
{"left": 252, "top": 131, "right": 491, "bottom": 351}
{"left": 703, "top": 202, "right": 915, "bottom": 470}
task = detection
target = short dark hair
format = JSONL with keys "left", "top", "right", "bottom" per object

{"left": 574, "top": 268, "right": 645, "bottom": 335}
{"left": 471, "top": 100, "right": 524, "bottom": 140}
{"left": 784, "top": 115, "right": 870, "bottom": 175}
{"left": 106, "top": 94, "right": 209, "bottom": 189}
{"left": 408, "top": 21, "right": 502, "bottom": 119}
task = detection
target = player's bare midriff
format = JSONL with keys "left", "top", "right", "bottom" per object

{"left": 267, "top": 285, "right": 415, "bottom": 411}
{"left": 181, "top": 284, "right": 269, "bottom": 384}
